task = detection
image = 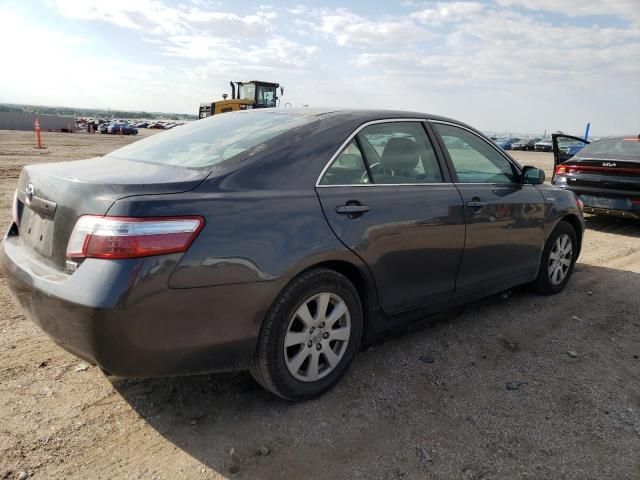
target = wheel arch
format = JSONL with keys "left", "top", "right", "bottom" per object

{"left": 277, "top": 259, "right": 379, "bottom": 339}
{"left": 560, "top": 213, "right": 583, "bottom": 256}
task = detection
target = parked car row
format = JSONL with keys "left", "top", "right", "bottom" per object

{"left": 75, "top": 117, "right": 187, "bottom": 133}
{"left": 492, "top": 135, "right": 587, "bottom": 155}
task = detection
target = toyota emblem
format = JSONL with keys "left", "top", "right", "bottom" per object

{"left": 25, "top": 183, "right": 35, "bottom": 205}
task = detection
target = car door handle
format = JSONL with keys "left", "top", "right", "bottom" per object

{"left": 336, "top": 204, "right": 371, "bottom": 215}
{"left": 466, "top": 200, "right": 487, "bottom": 208}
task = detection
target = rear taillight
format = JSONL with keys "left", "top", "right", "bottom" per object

{"left": 554, "top": 165, "right": 567, "bottom": 176}
{"left": 576, "top": 197, "right": 584, "bottom": 212}
{"left": 66, "top": 215, "right": 204, "bottom": 259}
{"left": 554, "top": 163, "right": 640, "bottom": 176}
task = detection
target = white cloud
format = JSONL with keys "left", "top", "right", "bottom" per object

{"left": 316, "top": 8, "right": 431, "bottom": 47}
{"left": 411, "top": 2, "right": 485, "bottom": 24}
{"left": 495, "top": 0, "right": 640, "bottom": 22}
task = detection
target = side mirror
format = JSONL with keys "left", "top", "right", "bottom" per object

{"left": 522, "top": 166, "right": 545, "bottom": 185}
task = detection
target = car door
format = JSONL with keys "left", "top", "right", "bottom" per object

{"left": 552, "top": 133, "right": 590, "bottom": 168}
{"left": 430, "top": 121, "right": 546, "bottom": 294}
{"left": 315, "top": 120, "right": 465, "bottom": 314}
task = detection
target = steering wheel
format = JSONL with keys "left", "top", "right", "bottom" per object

{"left": 361, "top": 163, "right": 381, "bottom": 183}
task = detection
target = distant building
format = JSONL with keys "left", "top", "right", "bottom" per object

{"left": 0, "top": 111, "right": 75, "bottom": 132}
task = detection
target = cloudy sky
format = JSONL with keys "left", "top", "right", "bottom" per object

{"left": 0, "top": 0, "right": 638, "bottom": 135}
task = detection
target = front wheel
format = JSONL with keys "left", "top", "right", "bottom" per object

{"left": 531, "top": 221, "right": 578, "bottom": 294}
{"left": 250, "top": 268, "right": 363, "bottom": 401}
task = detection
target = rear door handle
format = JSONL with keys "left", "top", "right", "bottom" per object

{"left": 466, "top": 200, "right": 487, "bottom": 208}
{"left": 336, "top": 205, "right": 371, "bottom": 215}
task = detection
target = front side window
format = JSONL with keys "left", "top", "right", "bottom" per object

{"left": 357, "top": 122, "right": 443, "bottom": 184}
{"left": 319, "top": 141, "right": 369, "bottom": 185}
{"left": 434, "top": 123, "right": 517, "bottom": 183}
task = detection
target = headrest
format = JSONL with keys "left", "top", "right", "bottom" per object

{"left": 339, "top": 153, "right": 362, "bottom": 169}
{"left": 381, "top": 137, "right": 419, "bottom": 171}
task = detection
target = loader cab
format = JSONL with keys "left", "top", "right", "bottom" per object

{"left": 235, "top": 81, "right": 281, "bottom": 109}
{"left": 198, "top": 81, "right": 282, "bottom": 119}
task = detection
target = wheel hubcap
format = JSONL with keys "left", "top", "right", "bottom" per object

{"left": 548, "top": 233, "right": 573, "bottom": 285}
{"left": 283, "top": 292, "right": 351, "bottom": 382}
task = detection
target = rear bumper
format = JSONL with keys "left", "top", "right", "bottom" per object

{"left": 582, "top": 206, "right": 639, "bottom": 219}
{"left": 552, "top": 184, "right": 640, "bottom": 220}
{"left": 1, "top": 233, "right": 281, "bottom": 377}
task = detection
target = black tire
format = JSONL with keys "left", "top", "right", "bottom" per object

{"left": 249, "top": 268, "right": 363, "bottom": 401}
{"left": 531, "top": 221, "right": 578, "bottom": 295}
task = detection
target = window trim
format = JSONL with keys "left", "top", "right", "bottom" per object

{"left": 315, "top": 118, "right": 451, "bottom": 188}
{"left": 429, "top": 120, "right": 523, "bottom": 185}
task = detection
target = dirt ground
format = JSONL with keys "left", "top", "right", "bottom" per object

{"left": 0, "top": 130, "right": 638, "bottom": 480}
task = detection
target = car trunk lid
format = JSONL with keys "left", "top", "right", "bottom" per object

{"left": 13, "top": 157, "right": 209, "bottom": 270}
{"left": 557, "top": 155, "right": 640, "bottom": 196}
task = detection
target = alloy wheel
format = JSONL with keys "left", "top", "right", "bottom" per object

{"left": 548, "top": 233, "right": 573, "bottom": 285}
{"left": 283, "top": 292, "right": 351, "bottom": 382}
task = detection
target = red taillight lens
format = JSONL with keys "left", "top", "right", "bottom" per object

{"left": 66, "top": 216, "right": 204, "bottom": 259}
{"left": 555, "top": 163, "right": 640, "bottom": 176}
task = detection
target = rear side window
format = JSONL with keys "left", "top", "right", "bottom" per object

{"left": 434, "top": 123, "right": 517, "bottom": 183}
{"left": 358, "top": 122, "right": 443, "bottom": 184}
{"left": 105, "top": 111, "right": 314, "bottom": 168}
{"left": 319, "top": 141, "right": 370, "bottom": 185}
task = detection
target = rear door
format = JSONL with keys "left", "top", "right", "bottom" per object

{"left": 431, "top": 121, "right": 546, "bottom": 293}
{"left": 552, "top": 134, "right": 590, "bottom": 168}
{"left": 315, "top": 120, "right": 465, "bottom": 314}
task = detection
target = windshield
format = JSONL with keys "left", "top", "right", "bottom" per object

{"left": 579, "top": 138, "right": 640, "bottom": 158}
{"left": 106, "top": 111, "right": 314, "bottom": 168}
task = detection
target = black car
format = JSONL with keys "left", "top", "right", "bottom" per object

{"left": 512, "top": 138, "right": 541, "bottom": 151}
{"left": 2, "top": 109, "right": 584, "bottom": 400}
{"left": 552, "top": 134, "right": 640, "bottom": 219}
{"left": 108, "top": 123, "right": 138, "bottom": 135}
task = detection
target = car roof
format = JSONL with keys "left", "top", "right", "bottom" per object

{"left": 239, "top": 107, "right": 482, "bottom": 133}
{"left": 244, "top": 107, "right": 456, "bottom": 121}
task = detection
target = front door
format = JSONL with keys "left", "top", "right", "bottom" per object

{"left": 552, "top": 133, "right": 590, "bottom": 170}
{"left": 431, "top": 121, "right": 546, "bottom": 293}
{"left": 316, "top": 120, "right": 465, "bottom": 314}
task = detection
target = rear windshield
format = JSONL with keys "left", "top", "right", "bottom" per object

{"left": 579, "top": 138, "right": 640, "bottom": 158}
{"left": 105, "top": 111, "right": 314, "bottom": 168}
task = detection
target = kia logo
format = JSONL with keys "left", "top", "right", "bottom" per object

{"left": 602, "top": 162, "right": 616, "bottom": 167}
{"left": 25, "top": 184, "right": 35, "bottom": 205}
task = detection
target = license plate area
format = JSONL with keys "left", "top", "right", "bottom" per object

{"left": 20, "top": 207, "right": 55, "bottom": 257}
{"left": 579, "top": 195, "right": 629, "bottom": 210}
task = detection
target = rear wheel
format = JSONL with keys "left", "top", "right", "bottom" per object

{"left": 250, "top": 268, "right": 363, "bottom": 401}
{"left": 532, "top": 221, "right": 578, "bottom": 294}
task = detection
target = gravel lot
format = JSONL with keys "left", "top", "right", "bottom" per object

{"left": 0, "top": 130, "right": 638, "bottom": 480}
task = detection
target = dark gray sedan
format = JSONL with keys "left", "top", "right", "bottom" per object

{"left": 2, "top": 109, "right": 584, "bottom": 400}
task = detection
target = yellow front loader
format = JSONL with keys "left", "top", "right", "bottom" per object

{"left": 198, "top": 81, "right": 282, "bottom": 119}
